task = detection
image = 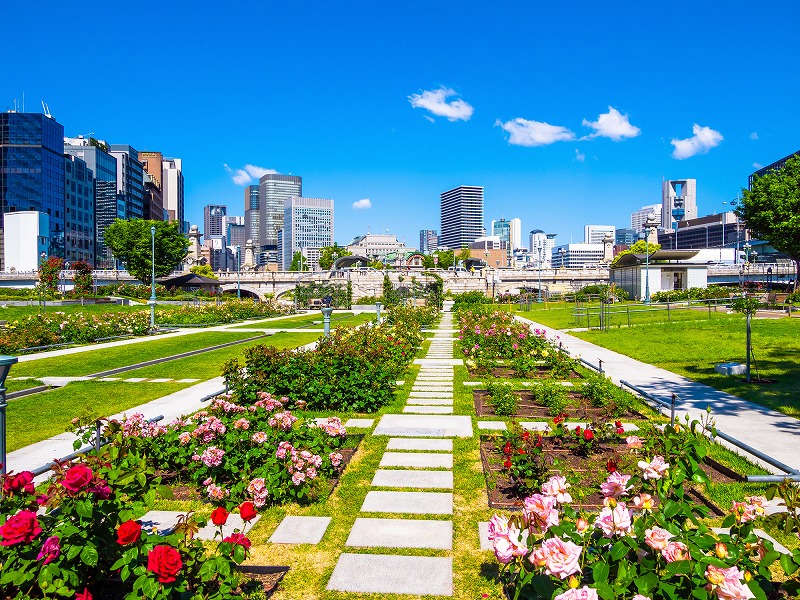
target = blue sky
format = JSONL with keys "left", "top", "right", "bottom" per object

{"left": 3, "top": 1, "right": 799, "bottom": 247}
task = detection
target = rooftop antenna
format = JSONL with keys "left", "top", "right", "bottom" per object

{"left": 41, "top": 101, "right": 52, "bottom": 119}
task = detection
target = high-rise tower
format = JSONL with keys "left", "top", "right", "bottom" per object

{"left": 661, "top": 179, "right": 697, "bottom": 230}
{"left": 439, "top": 185, "right": 484, "bottom": 249}
{"left": 259, "top": 173, "right": 302, "bottom": 260}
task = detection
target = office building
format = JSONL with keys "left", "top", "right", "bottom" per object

{"left": 749, "top": 150, "right": 800, "bottom": 188}
{"left": 347, "top": 232, "right": 408, "bottom": 261}
{"left": 139, "top": 151, "right": 165, "bottom": 221}
{"left": 110, "top": 145, "right": 145, "bottom": 220}
{"left": 509, "top": 218, "right": 522, "bottom": 250}
{"left": 584, "top": 224, "right": 616, "bottom": 245}
{"left": 162, "top": 157, "right": 185, "bottom": 231}
{"left": 204, "top": 234, "right": 228, "bottom": 271}
{"left": 529, "top": 230, "right": 557, "bottom": 267}
{"left": 615, "top": 228, "right": 638, "bottom": 247}
{"left": 440, "top": 185, "right": 484, "bottom": 249}
{"left": 64, "top": 154, "right": 95, "bottom": 265}
{"left": 226, "top": 222, "right": 246, "bottom": 252}
{"left": 552, "top": 243, "right": 605, "bottom": 268}
{"left": 661, "top": 179, "right": 697, "bottom": 230}
{"left": 2, "top": 211, "right": 49, "bottom": 271}
{"left": 204, "top": 204, "right": 227, "bottom": 238}
{"left": 244, "top": 185, "right": 259, "bottom": 250}
{"left": 65, "top": 136, "right": 118, "bottom": 269}
{"left": 0, "top": 112, "right": 66, "bottom": 269}
{"left": 281, "top": 197, "right": 333, "bottom": 269}
{"left": 260, "top": 173, "right": 302, "bottom": 259}
{"left": 631, "top": 204, "right": 662, "bottom": 234}
{"left": 657, "top": 212, "right": 743, "bottom": 253}
{"left": 419, "top": 229, "right": 438, "bottom": 253}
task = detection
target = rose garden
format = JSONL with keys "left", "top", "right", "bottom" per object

{"left": 0, "top": 284, "right": 799, "bottom": 599}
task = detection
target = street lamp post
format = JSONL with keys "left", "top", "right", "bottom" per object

{"left": 537, "top": 247, "right": 543, "bottom": 302}
{"left": 0, "top": 355, "right": 19, "bottom": 475}
{"left": 721, "top": 201, "right": 727, "bottom": 262}
{"left": 40, "top": 252, "right": 47, "bottom": 313}
{"left": 149, "top": 226, "right": 156, "bottom": 330}
{"left": 236, "top": 245, "right": 241, "bottom": 299}
{"left": 643, "top": 213, "right": 658, "bottom": 304}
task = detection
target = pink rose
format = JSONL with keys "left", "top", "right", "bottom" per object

{"left": 625, "top": 435, "right": 642, "bottom": 449}
{"left": 644, "top": 526, "right": 673, "bottom": 551}
{"left": 37, "top": 536, "right": 61, "bottom": 564}
{"left": 594, "top": 503, "right": 632, "bottom": 537}
{"left": 523, "top": 493, "right": 559, "bottom": 533}
{"left": 0, "top": 510, "right": 42, "bottom": 546}
{"left": 487, "top": 514, "right": 509, "bottom": 541}
{"left": 662, "top": 541, "right": 691, "bottom": 562}
{"left": 492, "top": 525, "right": 527, "bottom": 564}
{"left": 632, "top": 596, "right": 652, "bottom": 600}
{"left": 706, "top": 565, "right": 754, "bottom": 600}
{"left": 638, "top": 456, "right": 669, "bottom": 480}
{"left": 529, "top": 537, "right": 582, "bottom": 579}
{"left": 61, "top": 464, "right": 93, "bottom": 493}
{"left": 600, "top": 472, "right": 632, "bottom": 499}
{"left": 554, "top": 587, "right": 599, "bottom": 600}
{"left": 541, "top": 475, "right": 572, "bottom": 504}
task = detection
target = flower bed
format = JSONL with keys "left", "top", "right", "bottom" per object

{"left": 486, "top": 416, "right": 795, "bottom": 600}
{"left": 224, "top": 320, "right": 422, "bottom": 412}
{"left": 0, "top": 311, "right": 151, "bottom": 354}
{"left": 156, "top": 299, "right": 292, "bottom": 325}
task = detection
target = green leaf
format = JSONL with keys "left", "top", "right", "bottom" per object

{"left": 592, "top": 562, "right": 609, "bottom": 583}
{"left": 141, "top": 576, "right": 160, "bottom": 598}
{"left": 780, "top": 552, "right": 800, "bottom": 575}
{"left": 74, "top": 499, "right": 93, "bottom": 519}
{"left": 610, "top": 541, "right": 628, "bottom": 561}
{"left": 665, "top": 560, "right": 691, "bottom": 576}
{"left": 80, "top": 545, "right": 99, "bottom": 567}
{"left": 747, "top": 580, "right": 768, "bottom": 600}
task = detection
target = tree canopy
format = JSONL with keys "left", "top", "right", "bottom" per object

{"left": 318, "top": 244, "right": 352, "bottom": 270}
{"left": 456, "top": 246, "right": 472, "bottom": 265}
{"left": 190, "top": 264, "right": 218, "bottom": 279}
{"left": 289, "top": 251, "right": 308, "bottom": 271}
{"left": 611, "top": 239, "right": 661, "bottom": 266}
{"left": 739, "top": 155, "right": 800, "bottom": 290}
{"left": 421, "top": 249, "right": 454, "bottom": 270}
{"left": 104, "top": 219, "right": 189, "bottom": 286}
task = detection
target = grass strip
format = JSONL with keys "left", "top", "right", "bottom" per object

{"left": 231, "top": 313, "right": 373, "bottom": 330}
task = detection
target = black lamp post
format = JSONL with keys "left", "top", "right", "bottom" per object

{"left": 0, "top": 355, "right": 19, "bottom": 475}
{"left": 643, "top": 213, "right": 658, "bottom": 303}
{"left": 149, "top": 226, "right": 157, "bottom": 330}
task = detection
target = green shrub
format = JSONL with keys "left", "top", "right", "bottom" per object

{"left": 485, "top": 380, "right": 519, "bottom": 416}
{"left": 532, "top": 380, "right": 569, "bottom": 416}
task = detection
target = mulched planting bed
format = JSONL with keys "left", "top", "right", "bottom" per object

{"left": 480, "top": 436, "right": 735, "bottom": 515}
{"left": 468, "top": 366, "right": 582, "bottom": 379}
{"left": 473, "top": 389, "right": 644, "bottom": 420}
{"left": 236, "top": 565, "right": 289, "bottom": 598}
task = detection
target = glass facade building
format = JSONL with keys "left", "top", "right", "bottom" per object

{"left": 281, "top": 197, "right": 333, "bottom": 269}
{"left": 440, "top": 185, "right": 484, "bottom": 249}
{"left": 110, "top": 145, "right": 145, "bottom": 221}
{"left": 0, "top": 112, "right": 66, "bottom": 265}
{"left": 64, "top": 154, "right": 95, "bottom": 264}
{"left": 259, "top": 174, "right": 302, "bottom": 256}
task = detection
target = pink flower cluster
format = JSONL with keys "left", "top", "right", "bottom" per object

{"left": 487, "top": 514, "right": 528, "bottom": 565}
{"left": 530, "top": 537, "right": 582, "bottom": 579}
{"left": 732, "top": 496, "right": 768, "bottom": 523}
{"left": 205, "top": 482, "right": 229, "bottom": 500}
{"left": 247, "top": 477, "right": 269, "bottom": 507}
{"left": 268, "top": 411, "right": 297, "bottom": 431}
{"left": 523, "top": 494, "right": 559, "bottom": 533}
{"left": 233, "top": 418, "right": 250, "bottom": 430}
{"left": 705, "top": 565, "right": 755, "bottom": 600}
{"left": 121, "top": 413, "right": 166, "bottom": 438}
{"left": 554, "top": 586, "right": 599, "bottom": 600}
{"left": 251, "top": 431, "right": 268, "bottom": 444}
{"left": 318, "top": 416, "right": 347, "bottom": 437}
{"left": 594, "top": 503, "right": 632, "bottom": 537}
{"left": 644, "top": 526, "right": 691, "bottom": 562}
{"left": 600, "top": 472, "right": 632, "bottom": 499}
{"left": 192, "top": 416, "right": 227, "bottom": 443}
{"left": 254, "top": 392, "right": 285, "bottom": 412}
{"left": 541, "top": 475, "right": 572, "bottom": 504}
{"left": 330, "top": 452, "right": 343, "bottom": 468}
{"left": 276, "top": 442, "right": 322, "bottom": 486}
{"left": 638, "top": 455, "right": 669, "bottom": 480}
{"left": 211, "top": 397, "right": 247, "bottom": 414}
{"left": 200, "top": 446, "right": 225, "bottom": 467}
{"left": 626, "top": 435, "right": 643, "bottom": 449}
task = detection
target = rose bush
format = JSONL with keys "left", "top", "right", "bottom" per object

{"left": 156, "top": 299, "right": 292, "bottom": 325}
{"left": 489, "top": 415, "right": 790, "bottom": 600}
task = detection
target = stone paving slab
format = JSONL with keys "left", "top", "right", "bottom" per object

{"left": 346, "top": 517, "right": 453, "bottom": 549}
{"left": 395, "top": 380, "right": 405, "bottom": 385}
{"left": 268, "top": 516, "right": 331, "bottom": 544}
{"left": 39, "top": 376, "right": 92, "bottom": 387}
{"left": 411, "top": 384, "right": 453, "bottom": 391}
{"left": 380, "top": 452, "right": 453, "bottom": 469}
{"left": 361, "top": 491, "right": 453, "bottom": 514}
{"left": 374, "top": 414, "right": 473, "bottom": 437}
{"left": 343, "top": 418, "right": 374, "bottom": 428}
{"left": 327, "top": 553, "right": 452, "bottom": 595}
{"left": 176, "top": 378, "right": 200, "bottom": 383}
{"left": 372, "top": 469, "right": 453, "bottom": 489}
{"left": 387, "top": 438, "right": 453, "bottom": 451}
{"left": 403, "top": 406, "right": 453, "bottom": 414}
{"left": 147, "top": 378, "right": 173, "bottom": 383}
{"left": 414, "top": 358, "right": 463, "bottom": 365}
{"left": 409, "top": 391, "right": 453, "bottom": 398}
{"left": 478, "top": 421, "right": 508, "bottom": 430}
{"left": 406, "top": 398, "right": 453, "bottom": 406}
{"left": 97, "top": 377, "right": 122, "bottom": 382}
{"left": 478, "top": 521, "right": 492, "bottom": 550}
{"left": 124, "top": 377, "right": 147, "bottom": 383}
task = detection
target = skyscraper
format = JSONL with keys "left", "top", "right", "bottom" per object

{"left": 110, "top": 145, "right": 145, "bottom": 221}
{"left": 65, "top": 136, "right": 118, "bottom": 268}
{"left": 631, "top": 204, "right": 661, "bottom": 234}
{"left": 419, "top": 229, "right": 438, "bottom": 253}
{"left": 583, "top": 224, "right": 616, "bottom": 244}
{"left": 281, "top": 197, "right": 333, "bottom": 270}
{"left": 259, "top": 173, "right": 302, "bottom": 259}
{"left": 162, "top": 157, "right": 185, "bottom": 232}
{"left": 244, "top": 184, "right": 259, "bottom": 251}
{"left": 204, "top": 204, "right": 227, "bottom": 238}
{"left": 139, "top": 151, "right": 165, "bottom": 221}
{"left": 0, "top": 112, "right": 66, "bottom": 268}
{"left": 661, "top": 179, "right": 697, "bottom": 230}
{"left": 529, "top": 230, "right": 557, "bottom": 268}
{"left": 64, "top": 154, "right": 95, "bottom": 265}
{"left": 440, "top": 185, "right": 484, "bottom": 249}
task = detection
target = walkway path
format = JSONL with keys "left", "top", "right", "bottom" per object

{"left": 517, "top": 316, "right": 800, "bottom": 474}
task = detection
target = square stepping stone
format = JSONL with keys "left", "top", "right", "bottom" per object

{"left": 395, "top": 380, "right": 405, "bottom": 385}
{"left": 346, "top": 518, "right": 452, "bottom": 549}
{"left": 478, "top": 421, "right": 507, "bottom": 431}
{"left": 372, "top": 469, "right": 453, "bottom": 489}
{"left": 327, "top": 553, "right": 452, "bottom": 595}
{"left": 124, "top": 377, "right": 147, "bottom": 383}
{"left": 414, "top": 358, "right": 463, "bottom": 365}
{"left": 387, "top": 438, "right": 452, "bottom": 451}
{"left": 406, "top": 398, "right": 453, "bottom": 406}
{"left": 403, "top": 406, "right": 453, "bottom": 415}
{"left": 147, "top": 378, "right": 173, "bottom": 383}
{"left": 412, "top": 385, "right": 453, "bottom": 391}
{"left": 176, "top": 378, "right": 200, "bottom": 383}
{"left": 380, "top": 452, "right": 453, "bottom": 469}
{"left": 361, "top": 491, "right": 453, "bottom": 514}
{"left": 343, "top": 418, "right": 374, "bottom": 429}
{"left": 374, "top": 414, "right": 473, "bottom": 437}
{"left": 478, "top": 521, "right": 492, "bottom": 550}
{"left": 268, "top": 516, "right": 331, "bottom": 544}
{"left": 97, "top": 377, "right": 121, "bottom": 382}
{"left": 463, "top": 381, "right": 482, "bottom": 386}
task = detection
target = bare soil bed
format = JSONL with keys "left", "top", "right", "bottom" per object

{"left": 474, "top": 389, "right": 644, "bottom": 420}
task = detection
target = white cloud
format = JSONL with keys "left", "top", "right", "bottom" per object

{"left": 223, "top": 163, "right": 277, "bottom": 185}
{"left": 352, "top": 198, "right": 372, "bottom": 210}
{"left": 408, "top": 87, "right": 474, "bottom": 121}
{"left": 749, "top": 132, "right": 759, "bottom": 140}
{"left": 581, "top": 106, "right": 641, "bottom": 141}
{"left": 495, "top": 118, "right": 575, "bottom": 147}
{"left": 575, "top": 149, "right": 586, "bottom": 162}
{"left": 753, "top": 162, "right": 764, "bottom": 169}
{"left": 670, "top": 124, "right": 724, "bottom": 159}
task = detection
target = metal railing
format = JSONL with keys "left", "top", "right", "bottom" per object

{"left": 573, "top": 298, "right": 732, "bottom": 330}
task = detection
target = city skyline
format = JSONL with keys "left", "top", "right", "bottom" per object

{"left": 2, "top": 1, "right": 799, "bottom": 248}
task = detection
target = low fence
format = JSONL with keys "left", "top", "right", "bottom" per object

{"left": 572, "top": 298, "right": 732, "bottom": 330}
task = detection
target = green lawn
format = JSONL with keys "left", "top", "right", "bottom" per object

{"left": 232, "top": 312, "right": 373, "bottom": 330}
{"left": 11, "top": 331, "right": 259, "bottom": 378}
{"left": 0, "top": 302, "right": 147, "bottom": 321}
{"left": 573, "top": 317, "right": 800, "bottom": 419}
{"left": 6, "top": 379, "right": 46, "bottom": 394}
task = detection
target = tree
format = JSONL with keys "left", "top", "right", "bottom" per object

{"left": 71, "top": 260, "right": 94, "bottom": 298}
{"left": 611, "top": 239, "right": 661, "bottom": 267}
{"left": 739, "top": 155, "right": 800, "bottom": 291}
{"left": 190, "top": 264, "right": 218, "bottom": 279}
{"left": 318, "top": 244, "right": 352, "bottom": 270}
{"left": 104, "top": 219, "right": 189, "bottom": 286}
{"left": 434, "top": 250, "right": 455, "bottom": 270}
{"left": 289, "top": 251, "right": 307, "bottom": 272}
{"left": 456, "top": 246, "right": 472, "bottom": 265}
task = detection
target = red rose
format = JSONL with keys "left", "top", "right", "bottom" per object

{"left": 615, "top": 421, "right": 622, "bottom": 428}
{"left": 583, "top": 429, "right": 594, "bottom": 441}
{"left": 0, "top": 510, "right": 42, "bottom": 546}
{"left": 503, "top": 458, "right": 512, "bottom": 469}
{"left": 574, "top": 426, "right": 581, "bottom": 436}
{"left": 116, "top": 520, "right": 141, "bottom": 546}
{"left": 3, "top": 471, "right": 34, "bottom": 495}
{"left": 61, "top": 464, "right": 94, "bottom": 494}
{"left": 210, "top": 506, "right": 229, "bottom": 526}
{"left": 75, "top": 588, "right": 93, "bottom": 600}
{"left": 147, "top": 545, "right": 182, "bottom": 583}
{"left": 606, "top": 459, "right": 618, "bottom": 473}
{"left": 222, "top": 533, "right": 251, "bottom": 549}
{"left": 239, "top": 501, "right": 257, "bottom": 522}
